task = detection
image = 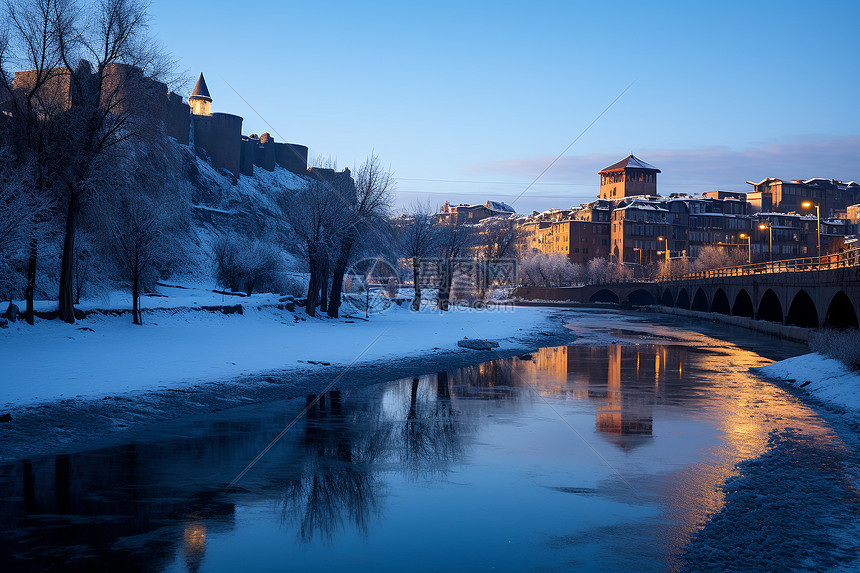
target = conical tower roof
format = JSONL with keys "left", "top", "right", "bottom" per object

{"left": 189, "top": 73, "right": 212, "bottom": 102}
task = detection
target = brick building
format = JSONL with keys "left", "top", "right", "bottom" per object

{"left": 746, "top": 177, "right": 860, "bottom": 218}
{"left": 598, "top": 155, "right": 661, "bottom": 200}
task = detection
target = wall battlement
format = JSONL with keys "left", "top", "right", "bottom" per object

{"left": 186, "top": 72, "right": 309, "bottom": 178}
{"left": 8, "top": 65, "right": 311, "bottom": 179}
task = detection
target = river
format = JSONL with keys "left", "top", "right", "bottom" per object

{"left": 1, "top": 309, "right": 858, "bottom": 572}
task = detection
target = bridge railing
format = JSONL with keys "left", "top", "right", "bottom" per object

{"left": 663, "top": 248, "right": 860, "bottom": 281}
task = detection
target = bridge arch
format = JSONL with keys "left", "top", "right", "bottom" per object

{"left": 590, "top": 289, "right": 620, "bottom": 304}
{"left": 785, "top": 290, "right": 819, "bottom": 328}
{"left": 676, "top": 288, "right": 691, "bottom": 309}
{"left": 691, "top": 288, "right": 709, "bottom": 312}
{"left": 824, "top": 291, "right": 858, "bottom": 329}
{"left": 732, "top": 289, "right": 754, "bottom": 318}
{"left": 660, "top": 288, "right": 674, "bottom": 307}
{"left": 628, "top": 289, "right": 656, "bottom": 306}
{"left": 757, "top": 289, "right": 783, "bottom": 323}
{"left": 710, "top": 288, "right": 730, "bottom": 315}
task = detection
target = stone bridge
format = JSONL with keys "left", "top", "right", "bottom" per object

{"left": 513, "top": 283, "right": 661, "bottom": 308}
{"left": 514, "top": 267, "right": 860, "bottom": 329}
{"left": 657, "top": 266, "right": 860, "bottom": 329}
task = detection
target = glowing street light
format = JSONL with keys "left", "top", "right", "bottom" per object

{"left": 801, "top": 200, "right": 821, "bottom": 258}
{"left": 657, "top": 236, "right": 668, "bottom": 261}
{"left": 739, "top": 233, "right": 751, "bottom": 263}
{"left": 759, "top": 223, "right": 773, "bottom": 263}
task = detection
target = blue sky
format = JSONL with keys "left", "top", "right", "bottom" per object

{"left": 149, "top": 0, "right": 859, "bottom": 213}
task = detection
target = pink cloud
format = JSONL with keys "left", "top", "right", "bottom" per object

{"left": 467, "top": 136, "right": 860, "bottom": 194}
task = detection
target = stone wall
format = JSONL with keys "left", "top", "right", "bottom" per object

{"left": 192, "top": 112, "right": 243, "bottom": 176}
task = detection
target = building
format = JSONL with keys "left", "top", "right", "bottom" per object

{"left": 610, "top": 200, "right": 671, "bottom": 265}
{"left": 598, "top": 155, "right": 661, "bottom": 200}
{"left": 746, "top": 177, "right": 860, "bottom": 218}
{"left": 435, "top": 201, "right": 515, "bottom": 225}
{"left": 517, "top": 153, "right": 857, "bottom": 268}
{"left": 664, "top": 194, "right": 752, "bottom": 259}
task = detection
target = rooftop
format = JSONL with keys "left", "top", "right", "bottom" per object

{"left": 189, "top": 73, "right": 212, "bottom": 102}
{"left": 599, "top": 154, "right": 661, "bottom": 174}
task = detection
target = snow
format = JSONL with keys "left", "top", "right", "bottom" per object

{"left": 755, "top": 352, "right": 860, "bottom": 413}
{"left": 0, "top": 288, "right": 558, "bottom": 408}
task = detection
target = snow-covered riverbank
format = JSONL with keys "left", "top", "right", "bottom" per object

{"left": 755, "top": 353, "right": 860, "bottom": 416}
{"left": 0, "top": 293, "right": 561, "bottom": 408}
{"left": 0, "top": 288, "right": 574, "bottom": 460}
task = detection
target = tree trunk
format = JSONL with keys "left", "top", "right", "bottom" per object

{"left": 327, "top": 231, "right": 356, "bottom": 318}
{"left": 132, "top": 271, "right": 141, "bottom": 325}
{"left": 58, "top": 193, "right": 80, "bottom": 323}
{"left": 411, "top": 257, "right": 421, "bottom": 311}
{"left": 438, "top": 259, "right": 452, "bottom": 311}
{"left": 319, "top": 271, "right": 329, "bottom": 314}
{"left": 24, "top": 239, "right": 37, "bottom": 325}
{"left": 305, "top": 265, "right": 319, "bottom": 317}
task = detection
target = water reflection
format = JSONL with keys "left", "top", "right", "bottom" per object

{"left": 0, "top": 339, "right": 853, "bottom": 572}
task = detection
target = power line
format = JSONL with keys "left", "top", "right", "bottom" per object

{"left": 396, "top": 177, "right": 591, "bottom": 187}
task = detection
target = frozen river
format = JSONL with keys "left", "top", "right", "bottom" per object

{"left": 1, "top": 311, "right": 858, "bottom": 571}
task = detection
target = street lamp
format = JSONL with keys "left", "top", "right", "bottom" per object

{"left": 739, "top": 233, "right": 751, "bottom": 263}
{"left": 657, "top": 236, "right": 668, "bottom": 261}
{"left": 801, "top": 200, "right": 821, "bottom": 258}
{"left": 759, "top": 223, "right": 773, "bottom": 263}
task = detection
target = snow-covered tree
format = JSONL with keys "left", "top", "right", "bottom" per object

{"left": 327, "top": 153, "right": 394, "bottom": 318}
{"left": 397, "top": 202, "right": 437, "bottom": 310}
{"left": 279, "top": 167, "right": 351, "bottom": 317}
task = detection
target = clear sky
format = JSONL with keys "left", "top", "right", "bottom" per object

{"left": 148, "top": 0, "right": 860, "bottom": 213}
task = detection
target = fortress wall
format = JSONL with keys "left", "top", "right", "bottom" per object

{"left": 275, "top": 143, "right": 309, "bottom": 174}
{"left": 165, "top": 93, "right": 190, "bottom": 144}
{"left": 13, "top": 69, "right": 73, "bottom": 111}
{"left": 193, "top": 112, "right": 242, "bottom": 176}
{"left": 255, "top": 133, "right": 276, "bottom": 171}
{"left": 239, "top": 138, "right": 256, "bottom": 176}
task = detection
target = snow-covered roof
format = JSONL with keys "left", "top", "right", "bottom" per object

{"left": 486, "top": 200, "right": 515, "bottom": 213}
{"left": 599, "top": 154, "right": 661, "bottom": 173}
{"left": 614, "top": 201, "right": 668, "bottom": 212}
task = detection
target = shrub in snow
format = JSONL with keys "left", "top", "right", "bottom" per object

{"left": 278, "top": 274, "right": 308, "bottom": 298}
{"left": 691, "top": 245, "right": 747, "bottom": 272}
{"left": 585, "top": 257, "right": 631, "bottom": 283}
{"left": 520, "top": 252, "right": 582, "bottom": 286}
{"left": 809, "top": 329, "right": 860, "bottom": 370}
{"left": 657, "top": 257, "right": 690, "bottom": 279}
{"left": 212, "top": 234, "right": 283, "bottom": 295}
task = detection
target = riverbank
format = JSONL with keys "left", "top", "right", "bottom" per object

{"left": 0, "top": 293, "right": 574, "bottom": 461}
{"left": 755, "top": 353, "right": 860, "bottom": 420}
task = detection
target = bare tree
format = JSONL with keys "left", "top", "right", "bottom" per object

{"left": 474, "top": 215, "right": 518, "bottom": 300}
{"left": 96, "top": 138, "right": 187, "bottom": 324}
{"left": 105, "top": 187, "right": 160, "bottom": 324}
{"left": 326, "top": 153, "right": 394, "bottom": 318}
{"left": 397, "top": 202, "right": 436, "bottom": 310}
{"left": 436, "top": 221, "right": 474, "bottom": 311}
{"left": 585, "top": 257, "right": 633, "bottom": 283}
{"left": 691, "top": 245, "right": 747, "bottom": 272}
{"left": 280, "top": 174, "right": 350, "bottom": 317}
{"left": 0, "top": 0, "right": 70, "bottom": 323}
{"left": 48, "top": 0, "right": 174, "bottom": 323}
{"left": 519, "top": 252, "right": 582, "bottom": 287}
